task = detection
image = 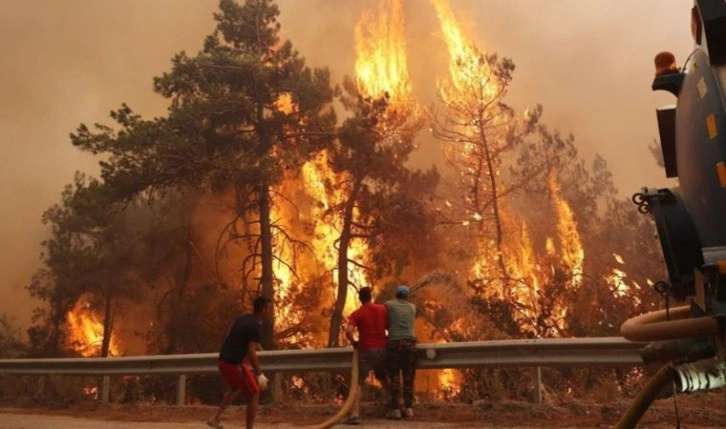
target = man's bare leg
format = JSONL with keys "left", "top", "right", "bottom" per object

{"left": 209, "top": 387, "right": 239, "bottom": 425}
{"left": 245, "top": 392, "right": 260, "bottom": 429}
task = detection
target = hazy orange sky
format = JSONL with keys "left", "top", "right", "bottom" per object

{"left": 0, "top": 0, "right": 692, "bottom": 327}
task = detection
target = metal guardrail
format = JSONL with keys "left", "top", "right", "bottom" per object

{"left": 0, "top": 337, "right": 645, "bottom": 375}
{"left": 0, "top": 337, "right": 646, "bottom": 405}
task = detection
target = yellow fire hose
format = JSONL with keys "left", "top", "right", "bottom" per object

{"left": 613, "top": 364, "right": 674, "bottom": 429}
{"left": 616, "top": 305, "right": 719, "bottom": 428}
{"left": 310, "top": 349, "right": 359, "bottom": 429}
{"left": 620, "top": 305, "right": 719, "bottom": 342}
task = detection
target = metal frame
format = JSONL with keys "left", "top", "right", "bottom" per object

{"left": 0, "top": 337, "right": 645, "bottom": 405}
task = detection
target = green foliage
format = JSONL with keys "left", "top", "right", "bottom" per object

{"left": 0, "top": 315, "right": 27, "bottom": 358}
{"left": 335, "top": 86, "right": 441, "bottom": 280}
{"left": 27, "top": 174, "right": 107, "bottom": 355}
{"left": 31, "top": 0, "right": 343, "bottom": 352}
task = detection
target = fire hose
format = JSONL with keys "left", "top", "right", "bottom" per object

{"left": 620, "top": 305, "right": 718, "bottom": 342}
{"left": 614, "top": 358, "right": 726, "bottom": 429}
{"left": 309, "top": 272, "right": 443, "bottom": 427}
{"left": 616, "top": 305, "right": 721, "bottom": 428}
{"left": 613, "top": 363, "right": 674, "bottom": 429}
{"left": 310, "top": 349, "right": 359, "bottom": 429}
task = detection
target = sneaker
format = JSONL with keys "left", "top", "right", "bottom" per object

{"left": 206, "top": 419, "right": 223, "bottom": 429}
{"left": 342, "top": 415, "right": 360, "bottom": 425}
{"left": 403, "top": 408, "right": 414, "bottom": 418}
{"left": 386, "top": 409, "right": 402, "bottom": 419}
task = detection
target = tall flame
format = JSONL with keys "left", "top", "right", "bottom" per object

{"left": 469, "top": 174, "right": 586, "bottom": 337}
{"left": 354, "top": 0, "right": 412, "bottom": 105}
{"left": 267, "top": 152, "right": 371, "bottom": 347}
{"left": 302, "top": 153, "right": 369, "bottom": 317}
{"left": 549, "top": 171, "right": 585, "bottom": 287}
{"left": 431, "top": 0, "right": 500, "bottom": 101}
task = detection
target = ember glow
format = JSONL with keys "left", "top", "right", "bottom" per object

{"left": 605, "top": 255, "right": 641, "bottom": 305}
{"left": 439, "top": 368, "right": 461, "bottom": 394}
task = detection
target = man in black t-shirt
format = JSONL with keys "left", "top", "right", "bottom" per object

{"left": 207, "top": 296, "right": 270, "bottom": 429}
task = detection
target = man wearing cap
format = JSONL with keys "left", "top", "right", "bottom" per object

{"left": 385, "top": 285, "right": 417, "bottom": 419}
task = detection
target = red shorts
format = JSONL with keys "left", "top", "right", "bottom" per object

{"left": 217, "top": 360, "right": 260, "bottom": 396}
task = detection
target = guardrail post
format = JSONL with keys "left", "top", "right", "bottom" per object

{"left": 534, "top": 366, "right": 542, "bottom": 404}
{"left": 271, "top": 373, "right": 281, "bottom": 403}
{"left": 36, "top": 376, "right": 45, "bottom": 398}
{"left": 176, "top": 374, "right": 187, "bottom": 405}
{"left": 101, "top": 375, "right": 110, "bottom": 403}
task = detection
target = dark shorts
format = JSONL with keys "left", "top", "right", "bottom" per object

{"left": 217, "top": 360, "right": 260, "bottom": 396}
{"left": 358, "top": 349, "right": 386, "bottom": 385}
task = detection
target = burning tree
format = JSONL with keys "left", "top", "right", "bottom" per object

{"left": 154, "top": 0, "right": 337, "bottom": 348}
{"left": 430, "top": 0, "right": 540, "bottom": 274}
{"left": 69, "top": 0, "right": 337, "bottom": 349}
{"left": 323, "top": 0, "right": 439, "bottom": 347}
{"left": 27, "top": 174, "right": 136, "bottom": 357}
{"left": 324, "top": 82, "right": 438, "bottom": 346}
{"left": 427, "top": 0, "right": 595, "bottom": 338}
{"left": 26, "top": 177, "right": 92, "bottom": 356}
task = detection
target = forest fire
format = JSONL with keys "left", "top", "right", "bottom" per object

{"left": 66, "top": 300, "right": 120, "bottom": 357}
{"left": 26, "top": 0, "right": 676, "bottom": 409}
{"left": 606, "top": 254, "right": 643, "bottom": 306}
{"left": 302, "top": 154, "right": 369, "bottom": 318}
{"left": 268, "top": 154, "right": 373, "bottom": 347}
{"left": 269, "top": 0, "right": 417, "bottom": 348}
{"left": 431, "top": 0, "right": 588, "bottom": 338}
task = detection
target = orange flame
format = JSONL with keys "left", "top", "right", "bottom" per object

{"left": 354, "top": 0, "right": 412, "bottom": 105}
{"left": 605, "top": 254, "right": 641, "bottom": 305}
{"left": 66, "top": 300, "right": 120, "bottom": 357}
{"left": 267, "top": 152, "right": 371, "bottom": 346}
{"left": 301, "top": 153, "right": 369, "bottom": 317}
{"left": 431, "top": 0, "right": 500, "bottom": 102}
{"left": 549, "top": 171, "right": 585, "bottom": 287}
{"left": 470, "top": 174, "right": 586, "bottom": 337}
{"left": 439, "top": 368, "right": 461, "bottom": 394}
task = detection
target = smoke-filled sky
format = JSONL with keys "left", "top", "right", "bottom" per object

{"left": 0, "top": 0, "right": 692, "bottom": 327}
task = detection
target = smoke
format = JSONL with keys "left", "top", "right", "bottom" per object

{"left": 0, "top": 0, "right": 693, "bottom": 328}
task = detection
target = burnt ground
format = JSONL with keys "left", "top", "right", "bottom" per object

{"left": 3, "top": 394, "right": 726, "bottom": 428}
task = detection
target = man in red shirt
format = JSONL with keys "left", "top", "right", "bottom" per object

{"left": 342, "top": 286, "right": 388, "bottom": 425}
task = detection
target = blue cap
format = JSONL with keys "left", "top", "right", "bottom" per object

{"left": 395, "top": 285, "right": 410, "bottom": 298}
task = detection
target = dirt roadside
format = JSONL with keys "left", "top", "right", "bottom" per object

{"left": 1, "top": 396, "right": 725, "bottom": 429}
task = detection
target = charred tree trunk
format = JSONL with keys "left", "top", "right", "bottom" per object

{"left": 481, "top": 133, "right": 508, "bottom": 279}
{"left": 328, "top": 178, "right": 363, "bottom": 348}
{"left": 49, "top": 300, "right": 65, "bottom": 356}
{"left": 100, "top": 286, "right": 113, "bottom": 358}
{"left": 259, "top": 180, "right": 276, "bottom": 350}
{"left": 164, "top": 228, "right": 194, "bottom": 354}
